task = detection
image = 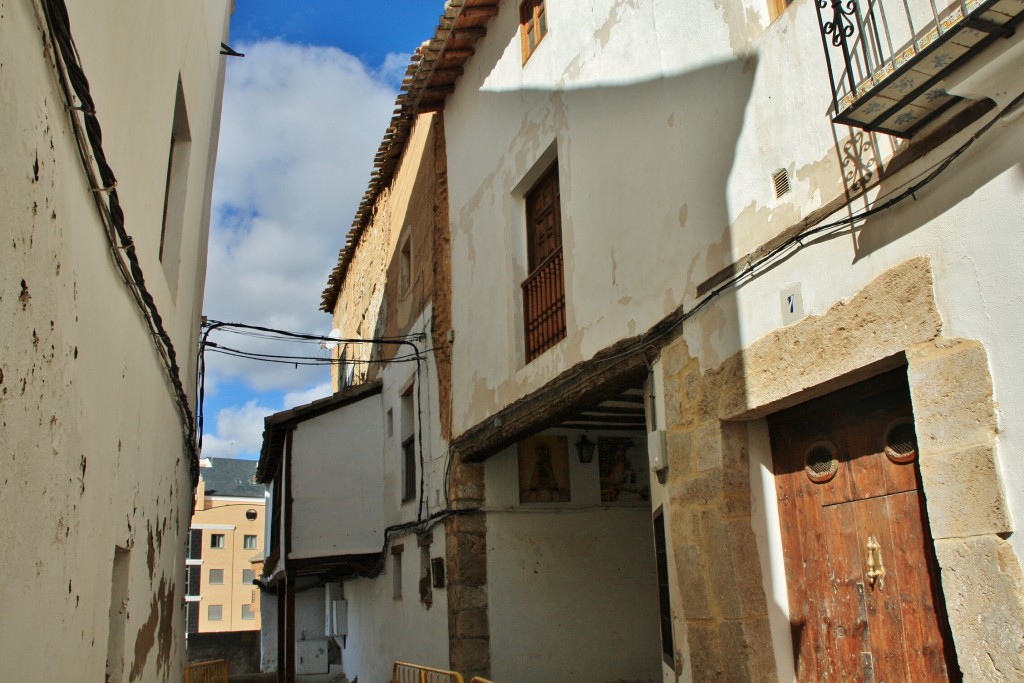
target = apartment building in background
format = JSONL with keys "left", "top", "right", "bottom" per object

{"left": 188, "top": 458, "right": 266, "bottom": 634}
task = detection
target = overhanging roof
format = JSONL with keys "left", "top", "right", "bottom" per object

{"left": 320, "top": 1, "right": 501, "bottom": 312}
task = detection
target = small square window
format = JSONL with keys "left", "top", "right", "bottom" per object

{"left": 520, "top": 0, "right": 548, "bottom": 63}
{"left": 209, "top": 568, "right": 224, "bottom": 585}
{"left": 210, "top": 534, "right": 225, "bottom": 549}
{"left": 242, "top": 569, "right": 255, "bottom": 584}
{"left": 241, "top": 604, "right": 255, "bottom": 620}
{"left": 208, "top": 604, "right": 223, "bottom": 621}
{"left": 243, "top": 534, "right": 258, "bottom": 550}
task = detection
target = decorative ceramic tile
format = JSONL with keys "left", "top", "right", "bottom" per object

{"left": 838, "top": 92, "right": 857, "bottom": 112}
{"left": 911, "top": 87, "right": 952, "bottom": 111}
{"left": 914, "top": 42, "right": 969, "bottom": 75}
{"left": 951, "top": 26, "right": 988, "bottom": 47}
{"left": 917, "top": 27, "right": 940, "bottom": 51}
{"left": 844, "top": 95, "right": 900, "bottom": 124}
{"left": 941, "top": 7, "right": 965, "bottom": 31}
{"left": 873, "top": 63, "right": 895, "bottom": 84}
{"left": 877, "top": 69, "right": 929, "bottom": 100}
{"left": 966, "top": 0, "right": 984, "bottom": 14}
{"left": 881, "top": 103, "right": 934, "bottom": 133}
{"left": 894, "top": 45, "right": 919, "bottom": 69}
{"left": 991, "top": 0, "right": 1024, "bottom": 16}
{"left": 979, "top": 8, "right": 1012, "bottom": 23}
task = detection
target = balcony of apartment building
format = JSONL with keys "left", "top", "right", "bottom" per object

{"left": 817, "top": 0, "right": 1024, "bottom": 136}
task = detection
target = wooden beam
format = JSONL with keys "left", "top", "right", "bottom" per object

{"left": 431, "top": 67, "right": 465, "bottom": 82}
{"left": 442, "top": 47, "right": 476, "bottom": 60}
{"left": 452, "top": 27, "right": 487, "bottom": 41}
{"left": 420, "top": 84, "right": 456, "bottom": 100}
{"left": 460, "top": 4, "right": 500, "bottom": 19}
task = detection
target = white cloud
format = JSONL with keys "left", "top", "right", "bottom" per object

{"left": 204, "top": 40, "right": 398, "bottom": 393}
{"left": 282, "top": 382, "right": 333, "bottom": 409}
{"left": 201, "top": 400, "right": 276, "bottom": 459}
{"left": 375, "top": 51, "right": 414, "bottom": 87}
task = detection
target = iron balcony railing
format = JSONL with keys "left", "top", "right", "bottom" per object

{"left": 522, "top": 247, "right": 566, "bottom": 362}
{"left": 816, "top": 0, "right": 1023, "bottom": 135}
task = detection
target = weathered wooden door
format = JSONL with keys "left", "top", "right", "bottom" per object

{"left": 768, "top": 369, "right": 959, "bottom": 681}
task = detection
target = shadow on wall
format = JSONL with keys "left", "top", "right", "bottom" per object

{"left": 839, "top": 99, "right": 1020, "bottom": 260}
{"left": 450, "top": 58, "right": 764, "bottom": 681}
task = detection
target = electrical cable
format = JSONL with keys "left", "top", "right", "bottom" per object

{"left": 40, "top": 0, "right": 200, "bottom": 484}
{"left": 586, "top": 87, "right": 1024, "bottom": 371}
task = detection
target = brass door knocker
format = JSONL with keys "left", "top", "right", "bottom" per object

{"left": 866, "top": 535, "right": 886, "bottom": 589}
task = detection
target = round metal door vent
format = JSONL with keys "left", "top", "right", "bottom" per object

{"left": 885, "top": 422, "right": 918, "bottom": 464}
{"left": 805, "top": 441, "right": 839, "bottom": 483}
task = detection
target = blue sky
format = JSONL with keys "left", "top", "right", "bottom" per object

{"left": 200, "top": 1, "right": 445, "bottom": 459}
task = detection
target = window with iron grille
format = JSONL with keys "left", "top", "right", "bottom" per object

{"left": 522, "top": 161, "right": 566, "bottom": 362}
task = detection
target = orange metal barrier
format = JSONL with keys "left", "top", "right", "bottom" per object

{"left": 183, "top": 659, "right": 228, "bottom": 683}
{"left": 392, "top": 660, "right": 465, "bottom": 683}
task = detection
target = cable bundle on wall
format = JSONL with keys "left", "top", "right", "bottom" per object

{"left": 39, "top": 0, "right": 200, "bottom": 483}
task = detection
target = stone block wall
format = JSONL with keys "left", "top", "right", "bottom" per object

{"left": 659, "top": 257, "right": 1024, "bottom": 680}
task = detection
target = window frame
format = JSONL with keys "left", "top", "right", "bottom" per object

{"left": 241, "top": 604, "right": 256, "bottom": 621}
{"left": 209, "top": 533, "right": 225, "bottom": 549}
{"left": 521, "top": 160, "right": 567, "bottom": 362}
{"left": 207, "top": 604, "right": 223, "bottom": 622}
{"left": 243, "top": 534, "right": 258, "bottom": 550}
{"left": 208, "top": 568, "right": 224, "bottom": 585}
{"left": 520, "top": 0, "right": 548, "bottom": 64}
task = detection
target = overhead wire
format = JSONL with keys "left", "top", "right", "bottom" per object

{"left": 589, "top": 87, "right": 1024, "bottom": 370}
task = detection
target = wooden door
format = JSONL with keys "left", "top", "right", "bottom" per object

{"left": 768, "top": 369, "right": 959, "bottom": 682}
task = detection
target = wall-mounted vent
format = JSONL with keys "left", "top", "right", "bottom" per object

{"left": 772, "top": 168, "right": 791, "bottom": 198}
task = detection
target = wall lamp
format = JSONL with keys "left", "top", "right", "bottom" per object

{"left": 575, "top": 434, "right": 596, "bottom": 464}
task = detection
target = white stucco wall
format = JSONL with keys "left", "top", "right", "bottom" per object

{"left": 484, "top": 430, "right": 662, "bottom": 682}
{"left": 290, "top": 392, "right": 386, "bottom": 558}
{"left": 340, "top": 525, "right": 449, "bottom": 683}
{"left": 0, "top": 1, "right": 229, "bottom": 681}
{"left": 443, "top": 0, "right": 1024, "bottom": 677}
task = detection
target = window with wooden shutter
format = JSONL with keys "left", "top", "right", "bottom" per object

{"left": 520, "top": 0, "right": 548, "bottom": 63}
{"left": 522, "top": 162, "right": 566, "bottom": 362}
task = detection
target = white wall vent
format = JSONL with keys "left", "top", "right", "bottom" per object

{"left": 772, "top": 168, "right": 791, "bottom": 198}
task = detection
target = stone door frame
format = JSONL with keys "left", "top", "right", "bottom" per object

{"left": 658, "top": 257, "right": 1024, "bottom": 681}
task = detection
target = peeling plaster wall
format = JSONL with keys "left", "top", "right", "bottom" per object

{"left": 331, "top": 113, "right": 439, "bottom": 387}
{"left": 441, "top": 0, "right": 1024, "bottom": 679}
{"left": 0, "top": 1, "right": 230, "bottom": 681}
{"left": 341, "top": 525, "right": 449, "bottom": 683}
{"left": 446, "top": 0, "right": 755, "bottom": 435}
